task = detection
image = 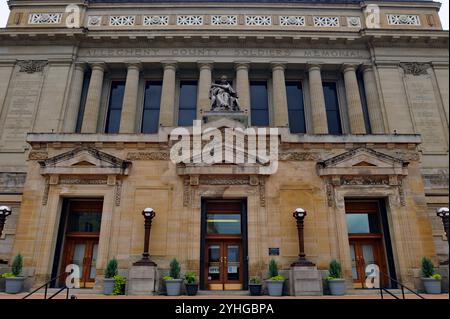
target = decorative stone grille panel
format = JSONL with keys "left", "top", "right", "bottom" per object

{"left": 28, "top": 13, "right": 62, "bottom": 24}
{"left": 279, "top": 16, "right": 305, "bottom": 26}
{"left": 211, "top": 15, "right": 238, "bottom": 26}
{"left": 313, "top": 16, "right": 340, "bottom": 27}
{"left": 245, "top": 16, "right": 272, "bottom": 26}
{"left": 109, "top": 16, "right": 136, "bottom": 26}
{"left": 143, "top": 16, "right": 169, "bottom": 26}
{"left": 387, "top": 15, "right": 420, "bottom": 25}
{"left": 177, "top": 15, "right": 204, "bottom": 26}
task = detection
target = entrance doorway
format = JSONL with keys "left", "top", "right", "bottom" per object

{"left": 200, "top": 199, "right": 248, "bottom": 290}
{"left": 346, "top": 200, "right": 393, "bottom": 288}
{"left": 53, "top": 199, "right": 103, "bottom": 288}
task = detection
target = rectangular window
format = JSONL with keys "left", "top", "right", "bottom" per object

{"left": 346, "top": 213, "right": 381, "bottom": 234}
{"left": 75, "top": 71, "right": 91, "bottom": 133}
{"left": 142, "top": 81, "right": 162, "bottom": 133}
{"left": 286, "top": 81, "right": 306, "bottom": 133}
{"left": 105, "top": 81, "right": 125, "bottom": 133}
{"left": 178, "top": 80, "right": 198, "bottom": 126}
{"left": 357, "top": 72, "right": 372, "bottom": 134}
{"left": 323, "top": 82, "right": 342, "bottom": 134}
{"left": 250, "top": 81, "right": 269, "bottom": 126}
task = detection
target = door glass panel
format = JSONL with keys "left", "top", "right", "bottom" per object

{"left": 349, "top": 244, "right": 358, "bottom": 280}
{"left": 206, "top": 214, "right": 241, "bottom": 234}
{"left": 227, "top": 245, "right": 240, "bottom": 281}
{"left": 362, "top": 244, "right": 376, "bottom": 268}
{"left": 72, "top": 243, "right": 86, "bottom": 274}
{"left": 208, "top": 245, "right": 221, "bottom": 281}
{"left": 346, "top": 213, "right": 380, "bottom": 234}
{"left": 68, "top": 212, "right": 102, "bottom": 232}
{"left": 89, "top": 244, "right": 98, "bottom": 279}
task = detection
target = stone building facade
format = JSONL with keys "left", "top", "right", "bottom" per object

{"left": 0, "top": 0, "right": 448, "bottom": 293}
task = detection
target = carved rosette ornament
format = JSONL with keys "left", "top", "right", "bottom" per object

{"left": 17, "top": 60, "right": 48, "bottom": 74}
{"left": 399, "top": 63, "right": 430, "bottom": 76}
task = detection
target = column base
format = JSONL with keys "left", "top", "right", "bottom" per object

{"left": 289, "top": 266, "right": 323, "bottom": 296}
{"left": 127, "top": 265, "right": 158, "bottom": 295}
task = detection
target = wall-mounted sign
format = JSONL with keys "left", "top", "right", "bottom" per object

{"left": 269, "top": 248, "right": 280, "bottom": 256}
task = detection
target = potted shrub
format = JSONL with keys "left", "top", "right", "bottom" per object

{"left": 184, "top": 272, "right": 199, "bottom": 296}
{"left": 164, "top": 258, "right": 183, "bottom": 296}
{"left": 421, "top": 257, "right": 442, "bottom": 294}
{"left": 2, "top": 254, "right": 25, "bottom": 294}
{"left": 112, "top": 275, "right": 126, "bottom": 295}
{"left": 104, "top": 258, "right": 118, "bottom": 295}
{"left": 326, "top": 259, "right": 346, "bottom": 296}
{"left": 265, "top": 259, "right": 285, "bottom": 297}
{"left": 249, "top": 276, "right": 263, "bottom": 296}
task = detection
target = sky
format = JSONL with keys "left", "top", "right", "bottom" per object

{"left": 0, "top": 0, "right": 448, "bottom": 29}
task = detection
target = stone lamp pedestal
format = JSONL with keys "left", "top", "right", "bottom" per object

{"left": 127, "top": 264, "right": 158, "bottom": 295}
{"left": 289, "top": 266, "right": 323, "bottom": 296}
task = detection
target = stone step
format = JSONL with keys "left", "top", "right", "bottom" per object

{"left": 197, "top": 290, "right": 250, "bottom": 296}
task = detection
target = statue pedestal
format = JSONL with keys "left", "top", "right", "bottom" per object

{"left": 289, "top": 266, "right": 323, "bottom": 296}
{"left": 127, "top": 265, "right": 158, "bottom": 295}
{"left": 203, "top": 111, "right": 248, "bottom": 126}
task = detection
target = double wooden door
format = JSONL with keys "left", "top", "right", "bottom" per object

{"left": 349, "top": 238, "right": 387, "bottom": 288}
{"left": 205, "top": 240, "right": 243, "bottom": 290}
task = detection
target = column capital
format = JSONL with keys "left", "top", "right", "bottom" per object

{"left": 234, "top": 61, "right": 251, "bottom": 71}
{"left": 360, "top": 63, "right": 375, "bottom": 73}
{"left": 341, "top": 63, "right": 360, "bottom": 73}
{"left": 126, "top": 61, "right": 143, "bottom": 71}
{"left": 197, "top": 61, "right": 214, "bottom": 70}
{"left": 89, "top": 62, "right": 108, "bottom": 72}
{"left": 307, "top": 62, "right": 322, "bottom": 72}
{"left": 271, "top": 62, "right": 287, "bottom": 71}
{"left": 74, "top": 62, "right": 87, "bottom": 72}
{"left": 161, "top": 60, "right": 178, "bottom": 70}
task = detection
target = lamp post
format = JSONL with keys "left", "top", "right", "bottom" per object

{"left": 0, "top": 205, "right": 12, "bottom": 238}
{"left": 291, "top": 208, "right": 315, "bottom": 267}
{"left": 133, "top": 208, "right": 157, "bottom": 266}
{"left": 437, "top": 207, "right": 449, "bottom": 265}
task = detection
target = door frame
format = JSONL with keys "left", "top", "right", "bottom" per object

{"left": 200, "top": 198, "right": 248, "bottom": 290}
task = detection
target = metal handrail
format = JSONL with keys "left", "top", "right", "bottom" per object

{"left": 378, "top": 271, "right": 424, "bottom": 300}
{"left": 23, "top": 272, "right": 71, "bottom": 299}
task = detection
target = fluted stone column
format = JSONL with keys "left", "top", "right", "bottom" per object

{"left": 159, "top": 61, "right": 177, "bottom": 127}
{"left": 119, "top": 62, "right": 142, "bottom": 133}
{"left": 63, "top": 62, "right": 86, "bottom": 132}
{"left": 342, "top": 64, "right": 366, "bottom": 134}
{"left": 271, "top": 62, "right": 289, "bottom": 127}
{"left": 308, "top": 63, "right": 328, "bottom": 134}
{"left": 197, "top": 61, "right": 213, "bottom": 118}
{"left": 362, "top": 64, "right": 385, "bottom": 134}
{"left": 235, "top": 62, "right": 251, "bottom": 114}
{"left": 81, "top": 63, "right": 106, "bottom": 133}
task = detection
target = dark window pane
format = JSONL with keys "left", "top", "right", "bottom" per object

{"left": 206, "top": 214, "right": 241, "bottom": 235}
{"left": 178, "top": 81, "right": 198, "bottom": 126}
{"left": 323, "top": 82, "right": 342, "bottom": 134}
{"left": 142, "top": 81, "right": 162, "bottom": 133}
{"left": 68, "top": 212, "right": 102, "bottom": 233}
{"left": 75, "top": 71, "right": 91, "bottom": 133}
{"left": 346, "top": 213, "right": 380, "bottom": 234}
{"left": 250, "top": 81, "right": 269, "bottom": 126}
{"left": 357, "top": 73, "right": 372, "bottom": 134}
{"left": 286, "top": 82, "right": 306, "bottom": 133}
{"left": 105, "top": 81, "right": 125, "bottom": 133}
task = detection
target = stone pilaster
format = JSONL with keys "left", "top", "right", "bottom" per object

{"left": 63, "top": 62, "right": 86, "bottom": 133}
{"left": 197, "top": 61, "right": 213, "bottom": 118}
{"left": 0, "top": 61, "right": 16, "bottom": 122}
{"left": 81, "top": 63, "right": 106, "bottom": 133}
{"left": 308, "top": 63, "right": 328, "bottom": 134}
{"left": 362, "top": 64, "right": 385, "bottom": 134}
{"left": 271, "top": 62, "right": 289, "bottom": 127}
{"left": 159, "top": 61, "right": 177, "bottom": 127}
{"left": 342, "top": 64, "right": 366, "bottom": 134}
{"left": 235, "top": 62, "right": 251, "bottom": 115}
{"left": 119, "top": 62, "right": 142, "bottom": 133}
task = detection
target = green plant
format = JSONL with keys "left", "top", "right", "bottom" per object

{"left": 112, "top": 275, "right": 126, "bottom": 295}
{"left": 185, "top": 272, "right": 197, "bottom": 284}
{"left": 105, "top": 258, "right": 118, "bottom": 279}
{"left": 421, "top": 257, "right": 436, "bottom": 278}
{"left": 432, "top": 273, "right": 442, "bottom": 280}
{"left": 11, "top": 254, "right": 23, "bottom": 277}
{"left": 249, "top": 276, "right": 261, "bottom": 285}
{"left": 270, "top": 275, "right": 285, "bottom": 281}
{"left": 163, "top": 276, "right": 174, "bottom": 281}
{"left": 1, "top": 272, "right": 14, "bottom": 278}
{"left": 169, "top": 258, "right": 181, "bottom": 279}
{"left": 268, "top": 259, "right": 279, "bottom": 278}
{"left": 328, "top": 259, "right": 343, "bottom": 279}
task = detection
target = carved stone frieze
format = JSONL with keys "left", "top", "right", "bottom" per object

{"left": 115, "top": 180, "right": 122, "bottom": 206}
{"left": 400, "top": 62, "right": 430, "bottom": 76}
{"left": 28, "top": 151, "right": 49, "bottom": 160}
{"left": 17, "top": 60, "right": 48, "bottom": 73}
{"left": 58, "top": 177, "right": 108, "bottom": 185}
{"left": 126, "top": 152, "right": 170, "bottom": 160}
{"left": 279, "top": 152, "right": 320, "bottom": 161}
{"left": 341, "top": 175, "right": 390, "bottom": 186}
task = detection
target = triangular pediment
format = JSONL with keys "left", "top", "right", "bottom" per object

{"left": 317, "top": 148, "right": 408, "bottom": 177}
{"left": 39, "top": 147, "right": 131, "bottom": 176}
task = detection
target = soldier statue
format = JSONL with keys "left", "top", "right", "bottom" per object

{"left": 209, "top": 76, "right": 241, "bottom": 112}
